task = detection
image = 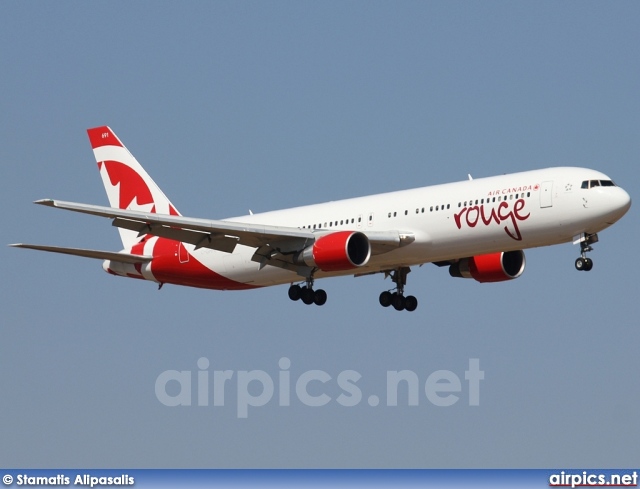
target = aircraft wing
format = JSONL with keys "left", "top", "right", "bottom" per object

{"left": 36, "top": 199, "right": 315, "bottom": 252}
{"left": 34, "top": 200, "right": 414, "bottom": 268}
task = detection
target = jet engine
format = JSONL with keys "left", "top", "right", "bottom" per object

{"left": 294, "top": 231, "right": 371, "bottom": 272}
{"left": 449, "top": 250, "right": 526, "bottom": 283}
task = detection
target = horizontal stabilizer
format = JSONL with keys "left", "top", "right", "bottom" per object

{"left": 9, "top": 243, "right": 152, "bottom": 264}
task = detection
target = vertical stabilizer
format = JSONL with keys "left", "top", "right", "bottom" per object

{"left": 87, "top": 126, "right": 180, "bottom": 249}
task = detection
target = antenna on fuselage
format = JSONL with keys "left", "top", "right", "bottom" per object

{"left": 468, "top": 174, "right": 473, "bottom": 180}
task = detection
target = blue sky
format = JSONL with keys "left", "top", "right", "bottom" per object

{"left": 1, "top": 2, "right": 639, "bottom": 468}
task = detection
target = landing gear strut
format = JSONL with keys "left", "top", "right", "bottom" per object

{"left": 379, "top": 267, "right": 418, "bottom": 312}
{"left": 575, "top": 233, "right": 598, "bottom": 272}
{"left": 288, "top": 276, "right": 327, "bottom": 306}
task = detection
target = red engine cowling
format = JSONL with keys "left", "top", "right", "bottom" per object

{"left": 449, "top": 250, "right": 526, "bottom": 283}
{"left": 294, "top": 231, "right": 371, "bottom": 271}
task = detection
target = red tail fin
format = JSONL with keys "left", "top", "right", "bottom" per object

{"left": 87, "top": 126, "right": 180, "bottom": 248}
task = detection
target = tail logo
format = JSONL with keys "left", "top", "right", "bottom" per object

{"left": 100, "top": 160, "right": 155, "bottom": 211}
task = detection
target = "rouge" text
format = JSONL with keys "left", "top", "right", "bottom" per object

{"left": 454, "top": 199, "right": 530, "bottom": 241}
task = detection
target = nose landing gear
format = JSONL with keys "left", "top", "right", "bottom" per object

{"left": 574, "top": 233, "right": 598, "bottom": 272}
{"left": 575, "top": 256, "right": 593, "bottom": 271}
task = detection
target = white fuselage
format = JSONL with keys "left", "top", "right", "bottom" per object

{"left": 173, "top": 167, "right": 630, "bottom": 287}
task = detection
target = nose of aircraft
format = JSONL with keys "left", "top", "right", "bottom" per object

{"left": 605, "top": 186, "right": 632, "bottom": 223}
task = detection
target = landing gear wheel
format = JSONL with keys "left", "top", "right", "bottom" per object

{"left": 576, "top": 257, "right": 593, "bottom": 272}
{"left": 392, "top": 293, "right": 406, "bottom": 311}
{"left": 404, "top": 295, "right": 418, "bottom": 312}
{"left": 379, "top": 291, "right": 392, "bottom": 307}
{"left": 313, "top": 289, "right": 327, "bottom": 306}
{"left": 380, "top": 267, "right": 419, "bottom": 311}
{"left": 584, "top": 258, "right": 593, "bottom": 271}
{"left": 301, "top": 286, "right": 315, "bottom": 305}
{"left": 288, "top": 284, "right": 302, "bottom": 301}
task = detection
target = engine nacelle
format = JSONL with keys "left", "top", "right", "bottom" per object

{"left": 449, "top": 250, "right": 526, "bottom": 283}
{"left": 294, "top": 231, "right": 371, "bottom": 272}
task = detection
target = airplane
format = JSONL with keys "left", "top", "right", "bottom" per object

{"left": 10, "top": 126, "right": 631, "bottom": 312}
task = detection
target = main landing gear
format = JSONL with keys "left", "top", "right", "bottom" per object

{"left": 379, "top": 267, "right": 418, "bottom": 312}
{"left": 288, "top": 277, "right": 327, "bottom": 306}
{"left": 575, "top": 233, "right": 598, "bottom": 272}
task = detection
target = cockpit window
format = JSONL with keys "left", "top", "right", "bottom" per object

{"left": 581, "top": 179, "right": 616, "bottom": 189}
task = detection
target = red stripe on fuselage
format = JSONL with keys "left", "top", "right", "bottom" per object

{"left": 150, "top": 238, "right": 257, "bottom": 291}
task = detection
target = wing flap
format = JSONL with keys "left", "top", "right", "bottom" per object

{"left": 9, "top": 243, "right": 152, "bottom": 263}
{"left": 113, "top": 218, "right": 240, "bottom": 253}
